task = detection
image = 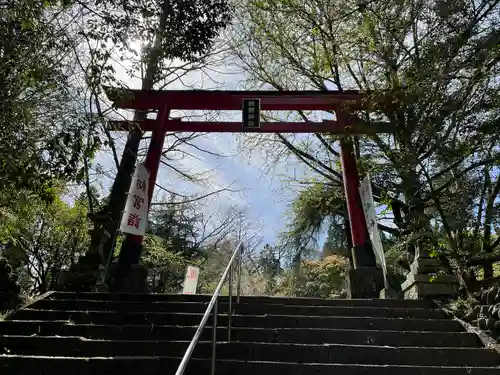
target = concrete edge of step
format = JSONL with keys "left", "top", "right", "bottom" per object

{"left": 0, "top": 335, "right": 491, "bottom": 351}
{"left": 15, "top": 307, "right": 452, "bottom": 318}
{"left": 0, "top": 322, "right": 473, "bottom": 334}
{"left": 49, "top": 292, "right": 435, "bottom": 306}
{"left": 3, "top": 292, "right": 56, "bottom": 322}
{"left": 41, "top": 297, "right": 431, "bottom": 304}
{"left": 434, "top": 299, "right": 500, "bottom": 354}
{"left": 0, "top": 354, "right": 500, "bottom": 369}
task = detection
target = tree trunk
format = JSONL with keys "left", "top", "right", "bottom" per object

{"left": 49, "top": 246, "right": 61, "bottom": 290}
{"left": 291, "top": 249, "right": 302, "bottom": 295}
{"left": 87, "top": 0, "right": 170, "bottom": 269}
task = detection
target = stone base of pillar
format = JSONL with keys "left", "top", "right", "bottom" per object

{"left": 379, "top": 288, "right": 399, "bottom": 299}
{"left": 57, "top": 254, "right": 101, "bottom": 292}
{"left": 401, "top": 273, "right": 459, "bottom": 300}
{"left": 346, "top": 267, "right": 384, "bottom": 299}
{"left": 109, "top": 264, "right": 148, "bottom": 293}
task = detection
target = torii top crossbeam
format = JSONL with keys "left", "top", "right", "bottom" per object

{"left": 105, "top": 87, "right": 364, "bottom": 111}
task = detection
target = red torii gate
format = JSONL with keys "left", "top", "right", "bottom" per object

{"left": 105, "top": 88, "right": 387, "bottom": 297}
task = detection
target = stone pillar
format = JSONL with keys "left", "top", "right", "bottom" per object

{"left": 401, "top": 245, "right": 459, "bottom": 299}
{"left": 109, "top": 264, "right": 148, "bottom": 293}
{"left": 347, "top": 267, "right": 385, "bottom": 299}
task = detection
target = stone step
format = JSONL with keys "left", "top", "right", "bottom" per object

{"left": 31, "top": 299, "right": 446, "bottom": 319}
{"left": 0, "top": 337, "right": 498, "bottom": 366}
{"left": 0, "top": 321, "right": 480, "bottom": 347}
{"left": 1, "top": 355, "right": 499, "bottom": 374}
{"left": 11, "top": 309, "right": 463, "bottom": 332}
{"left": 49, "top": 292, "right": 435, "bottom": 308}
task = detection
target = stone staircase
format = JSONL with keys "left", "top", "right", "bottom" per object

{"left": 0, "top": 292, "right": 499, "bottom": 374}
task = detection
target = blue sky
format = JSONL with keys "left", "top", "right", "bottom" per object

{"left": 90, "top": 129, "right": 313, "bottom": 248}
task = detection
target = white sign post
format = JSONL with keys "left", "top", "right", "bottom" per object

{"left": 119, "top": 163, "right": 150, "bottom": 236}
{"left": 359, "top": 175, "right": 388, "bottom": 287}
{"left": 182, "top": 266, "right": 200, "bottom": 294}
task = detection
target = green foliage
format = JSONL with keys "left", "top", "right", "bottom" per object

{"left": 281, "top": 183, "right": 346, "bottom": 266}
{"left": 160, "top": 0, "right": 233, "bottom": 61}
{"left": 0, "top": 189, "right": 89, "bottom": 295}
{"left": 139, "top": 198, "right": 206, "bottom": 292}
{"left": 140, "top": 200, "right": 247, "bottom": 293}
{"left": 147, "top": 202, "right": 201, "bottom": 259}
{"left": 141, "top": 234, "right": 195, "bottom": 292}
{"left": 257, "top": 244, "right": 282, "bottom": 294}
{"left": 277, "top": 255, "right": 349, "bottom": 298}
{"left": 196, "top": 239, "right": 235, "bottom": 294}
{"left": 289, "top": 183, "right": 345, "bottom": 237}
{"left": 143, "top": 235, "right": 252, "bottom": 296}
{"left": 0, "top": 1, "right": 99, "bottom": 200}
{"left": 140, "top": 200, "right": 204, "bottom": 291}
{"left": 322, "top": 220, "right": 350, "bottom": 259}
{"left": 86, "top": 0, "right": 233, "bottom": 63}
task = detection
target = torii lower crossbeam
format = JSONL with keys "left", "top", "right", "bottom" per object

{"left": 108, "top": 120, "right": 394, "bottom": 134}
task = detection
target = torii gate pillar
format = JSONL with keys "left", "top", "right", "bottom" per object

{"left": 112, "top": 106, "right": 170, "bottom": 291}
{"left": 104, "top": 89, "right": 384, "bottom": 297}
{"left": 339, "top": 138, "right": 384, "bottom": 298}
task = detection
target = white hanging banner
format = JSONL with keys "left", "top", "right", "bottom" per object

{"left": 119, "top": 163, "right": 150, "bottom": 236}
{"left": 182, "top": 266, "right": 200, "bottom": 294}
{"left": 359, "top": 175, "right": 388, "bottom": 285}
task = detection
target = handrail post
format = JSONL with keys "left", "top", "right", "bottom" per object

{"left": 211, "top": 297, "right": 218, "bottom": 375}
{"left": 236, "top": 244, "right": 243, "bottom": 304}
{"left": 228, "top": 262, "right": 233, "bottom": 342}
{"left": 173, "top": 241, "right": 243, "bottom": 375}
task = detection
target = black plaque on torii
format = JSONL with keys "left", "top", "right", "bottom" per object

{"left": 242, "top": 98, "right": 261, "bottom": 129}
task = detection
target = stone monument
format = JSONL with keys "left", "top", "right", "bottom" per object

{"left": 401, "top": 245, "right": 459, "bottom": 299}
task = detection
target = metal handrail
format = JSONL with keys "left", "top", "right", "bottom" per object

{"left": 174, "top": 241, "right": 244, "bottom": 375}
